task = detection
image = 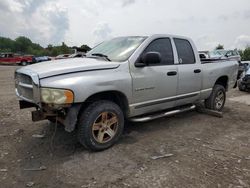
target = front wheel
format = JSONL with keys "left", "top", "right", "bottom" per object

{"left": 77, "top": 100, "right": 124, "bottom": 151}
{"left": 205, "top": 84, "right": 226, "bottom": 111}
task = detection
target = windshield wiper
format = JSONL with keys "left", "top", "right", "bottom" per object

{"left": 91, "top": 53, "right": 111, "bottom": 61}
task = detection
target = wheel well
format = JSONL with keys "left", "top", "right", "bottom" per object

{"left": 84, "top": 91, "right": 129, "bottom": 117}
{"left": 215, "top": 76, "right": 228, "bottom": 90}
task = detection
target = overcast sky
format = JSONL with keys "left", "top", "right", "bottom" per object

{"left": 1, "top": 0, "right": 250, "bottom": 50}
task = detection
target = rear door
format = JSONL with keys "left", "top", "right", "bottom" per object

{"left": 173, "top": 38, "right": 202, "bottom": 106}
{"left": 130, "top": 38, "right": 178, "bottom": 116}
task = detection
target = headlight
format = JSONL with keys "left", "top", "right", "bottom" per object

{"left": 41, "top": 88, "right": 74, "bottom": 104}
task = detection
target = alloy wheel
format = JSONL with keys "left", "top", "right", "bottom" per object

{"left": 92, "top": 112, "right": 118, "bottom": 143}
{"left": 215, "top": 90, "right": 225, "bottom": 110}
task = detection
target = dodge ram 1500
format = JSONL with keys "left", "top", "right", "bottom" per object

{"left": 15, "top": 34, "right": 238, "bottom": 151}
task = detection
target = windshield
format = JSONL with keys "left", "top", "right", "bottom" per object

{"left": 86, "top": 36, "right": 147, "bottom": 62}
{"left": 215, "top": 50, "right": 227, "bottom": 55}
{"left": 209, "top": 51, "right": 223, "bottom": 57}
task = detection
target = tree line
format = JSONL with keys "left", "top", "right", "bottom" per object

{"left": 238, "top": 48, "right": 250, "bottom": 61}
{"left": 1, "top": 36, "right": 250, "bottom": 60}
{"left": 0, "top": 36, "right": 91, "bottom": 57}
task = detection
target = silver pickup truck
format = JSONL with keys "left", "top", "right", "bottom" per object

{"left": 15, "top": 34, "right": 238, "bottom": 151}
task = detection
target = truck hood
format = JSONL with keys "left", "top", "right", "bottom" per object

{"left": 19, "top": 58, "right": 120, "bottom": 78}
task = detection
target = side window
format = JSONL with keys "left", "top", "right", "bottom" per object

{"left": 174, "top": 38, "right": 195, "bottom": 64}
{"left": 143, "top": 38, "right": 174, "bottom": 65}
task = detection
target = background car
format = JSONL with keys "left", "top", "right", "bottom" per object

{"left": 68, "top": 52, "right": 86, "bottom": 58}
{"left": 238, "top": 61, "right": 250, "bottom": 79}
{"left": 211, "top": 50, "right": 241, "bottom": 62}
{"left": 55, "top": 54, "right": 70, "bottom": 60}
{"left": 199, "top": 52, "right": 209, "bottom": 60}
{"left": 208, "top": 51, "right": 224, "bottom": 59}
{"left": 0, "top": 52, "right": 33, "bottom": 66}
{"left": 238, "top": 62, "right": 250, "bottom": 91}
{"left": 33, "top": 56, "right": 51, "bottom": 63}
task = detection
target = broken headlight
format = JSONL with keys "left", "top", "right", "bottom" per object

{"left": 41, "top": 88, "right": 74, "bottom": 104}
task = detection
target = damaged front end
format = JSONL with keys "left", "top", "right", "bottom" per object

{"left": 31, "top": 103, "right": 81, "bottom": 132}
{"left": 15, "top": 69, "right": 81, "bottom": 132}
{"left": 19, "top": 99, "right": 81, "bottom": 132}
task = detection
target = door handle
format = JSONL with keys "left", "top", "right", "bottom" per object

{"left": 167, "top": 71, "right": 177, "bottom": 76}
{"left": 194, "top": 69, "right": 201, "bottom": 73}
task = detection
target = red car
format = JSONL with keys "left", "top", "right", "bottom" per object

{"left": 0, "top": 53, "right": 33, "bottom": 66}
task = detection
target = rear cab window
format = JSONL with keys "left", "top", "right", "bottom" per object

{"left": 174, "top": 38, "right": 196, "bottom": 64}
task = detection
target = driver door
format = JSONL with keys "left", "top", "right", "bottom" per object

{"left": 130, "top": 38, "right": 178, "bottom": 116}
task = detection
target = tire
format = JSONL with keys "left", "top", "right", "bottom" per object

{"left": 20, "top": 61, "right": 28, "bottom": 66}
{"left": 238, "top": 82, "right": 246, "bottom": 92}
{"left": 77, "top": 100, "right": 124, "bottom": 151}
{"left": 205, "top": 84, "right": 226, "bottom": 111}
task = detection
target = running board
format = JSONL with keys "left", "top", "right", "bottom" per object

{"left": 130, "top": 105, "right": 196, "bottom": 122}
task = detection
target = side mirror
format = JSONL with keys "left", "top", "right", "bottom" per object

{"left": 142, "top": 52, "right": 161, "bottom": 65}
{"left": 135, "top": 52, "right": 161, "bottom": 67}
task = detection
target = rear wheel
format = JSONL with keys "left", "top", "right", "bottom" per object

{"left": 77, "top": 100, "right": 124, "bottom": 151}
{"left": 205, "top": 84, "right": 226, "bottom": 111}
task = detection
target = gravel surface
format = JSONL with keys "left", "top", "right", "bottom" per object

{"left": 0, "top": 65, "right": 250, "bottom": 188}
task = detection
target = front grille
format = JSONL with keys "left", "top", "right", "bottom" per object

{"left": 15, "top": 73, "right": 34, "bottom": 101}
{"left": 16, "top": 73, "right": 32, "bottom": 85}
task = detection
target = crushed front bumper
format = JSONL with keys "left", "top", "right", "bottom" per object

{"left": 15, "top": 69, "right": 82, "bottom": 132}
{"left": 30, "top": 104, "right": 81, "bottom": 132}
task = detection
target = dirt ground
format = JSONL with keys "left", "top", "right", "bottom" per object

{"left": 0, "top": 65, "right": 250, "bottom": 188}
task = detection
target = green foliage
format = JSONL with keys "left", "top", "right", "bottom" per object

{"left": 215, "top": 44, "right": 224, "bottom": 50}
{"left": 241, "top": 47, "right": 250, "bottom": 61}
{"left": 45, "top": 42, "right": 74, "bottom": 56}
{"left": 0, "top": 37, "right": 15, "bottom": 52}
{"left": 80, "top": 44, "right": 91, "bottom": 52}
{"left": 14, "top": 36, "right": 33, "bottom": 53}
{"left": 0, "top": 36, "right": 91, "bottom": 57}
